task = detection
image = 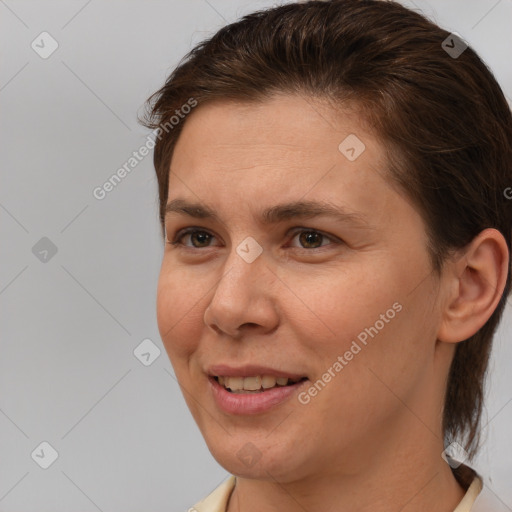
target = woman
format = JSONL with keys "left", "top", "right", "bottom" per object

{"left": 140, "top": 1, "right": 512, "bottom": 510}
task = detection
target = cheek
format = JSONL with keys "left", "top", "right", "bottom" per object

{"left": 321, "top": 278, "right": 434, "bottom": 405}
{"left": 287, "top": 262, "right": 403, "bottom": 352}
{"left": 156, "top": 263, "right": 205, "bottom": 363}
{"left": 288, "top": 259, "right": 431, "bottom": 397}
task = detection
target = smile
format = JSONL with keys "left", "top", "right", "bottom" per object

{"left": 208, "top": 375, "right": 309, "bottom": 415}
{"left": 214, "top": 375, "right": 308, "bottom": 393}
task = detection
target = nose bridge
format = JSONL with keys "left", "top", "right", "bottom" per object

{"left": 204, "top": 235, "right": 276, "bottom": 336}
{"left": 218, "top": 235, "right": 267, "bottom": 294}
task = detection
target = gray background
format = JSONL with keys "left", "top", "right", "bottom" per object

{"left": 1, "top": 1, "right": 511, "bottom": 510}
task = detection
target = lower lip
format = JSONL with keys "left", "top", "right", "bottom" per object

{"left": 208, "top": 376, "right": 308, "bottom": 415}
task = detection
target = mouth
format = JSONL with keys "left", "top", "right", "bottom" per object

{"left": 212, "top": 375, "right": 309, "bottom": 394}
{"left": 206, "top": 364, "right": 310, "bottom": 414}
{"left": 208, "top": 373, "right": 310, "bottom": 415}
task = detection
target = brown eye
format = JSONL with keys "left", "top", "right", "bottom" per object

{"left": 167, "top": 227, "right": 340, "bottom": 252}
{"left": 298, "top": 231, "right": 324, "bottom": 249}
{"left": 288, "top": 229, "right": 337, "bottom": 250}
{"left": 188, "top": 231, "right": 213, "bottom": 248}
{"left": 168, "top": 228, "right": 217, "bottom": 248}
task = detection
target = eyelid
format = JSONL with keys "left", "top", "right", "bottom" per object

{"left": 168, "top": 226, "right": 222, "bottom": 246}
{"left": 287, "top": 227, "right": 339, "bottom": 247}
{"left": 167, "top": 226, "right": 340, "bottom": 249}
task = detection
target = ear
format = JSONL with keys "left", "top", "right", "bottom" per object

{"left": 437, "top": 228, "right": 510, "bottom": 344}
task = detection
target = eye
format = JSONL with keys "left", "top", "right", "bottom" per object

{"left": 167, "top": 227, "right": 339, "bottom": 250}
{"left": 167, "top": 227, "right": 218, "bottom": 249}
{"left": 287, "top": 228, "right": 337, "bottom": 250}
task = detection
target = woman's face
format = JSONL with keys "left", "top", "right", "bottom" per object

{"left": 156, "top": 94, "right": 448, "bottom": 481}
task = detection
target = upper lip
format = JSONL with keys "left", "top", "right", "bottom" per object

{"left": 207, "top": 364, "right": 307, "bottom": 380}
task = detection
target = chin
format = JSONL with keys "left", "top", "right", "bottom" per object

{"left": 207, "top": 438, "right": 310, "bottom": 482}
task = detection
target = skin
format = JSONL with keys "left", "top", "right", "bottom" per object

{"left": 156, "top": 93, "right": 509, "bottom": 512}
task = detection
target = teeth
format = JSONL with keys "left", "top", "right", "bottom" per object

{"left": 226, "top": 376, "right": 244, "bottom": 391}
{"left": 261, "top": 375, "right": 277, "bottom": 389}
{"left": 243, "top": 376, "right": 261, "bottom": 390}
{"left": 217, "top": 374, "right": 303, "bottom": 392}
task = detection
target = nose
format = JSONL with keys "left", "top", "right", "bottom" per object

{"left": 203, "top": 248, "right": 280, "bottom": 339}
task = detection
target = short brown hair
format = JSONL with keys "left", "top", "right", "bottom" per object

{"left": 140, "top": 0, "right": 512, "bottom": 476}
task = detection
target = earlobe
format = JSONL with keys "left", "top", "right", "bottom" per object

{"left": 437, "top": 228, "right": 509, "bottom": 344}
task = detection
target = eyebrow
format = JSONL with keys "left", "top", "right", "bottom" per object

{"left": 164, "top": 198, "right": 374, "bottom": 229}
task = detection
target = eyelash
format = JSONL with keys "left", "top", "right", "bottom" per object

{"left": 167, "top": 227, "right": 340, "bottom": 251}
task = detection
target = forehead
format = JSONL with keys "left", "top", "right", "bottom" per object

{"left": 173, "top": 94, "right": 370, "bottom": 155}
{"left": 166, "top": 94, "right": 397, "bottom": 221}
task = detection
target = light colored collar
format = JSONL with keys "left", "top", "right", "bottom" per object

{"left": 191, "top": 475, "right": 236, "bottom": 512}
{"left": 190, "top": 472, "right": 486, "bottom": 512}
{"left": 453, "top": 473, "right": 483, "bottom": 512}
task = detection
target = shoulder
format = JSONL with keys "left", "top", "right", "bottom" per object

{"left": 186, "top": 475, "right": 236, "bottom": 512}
